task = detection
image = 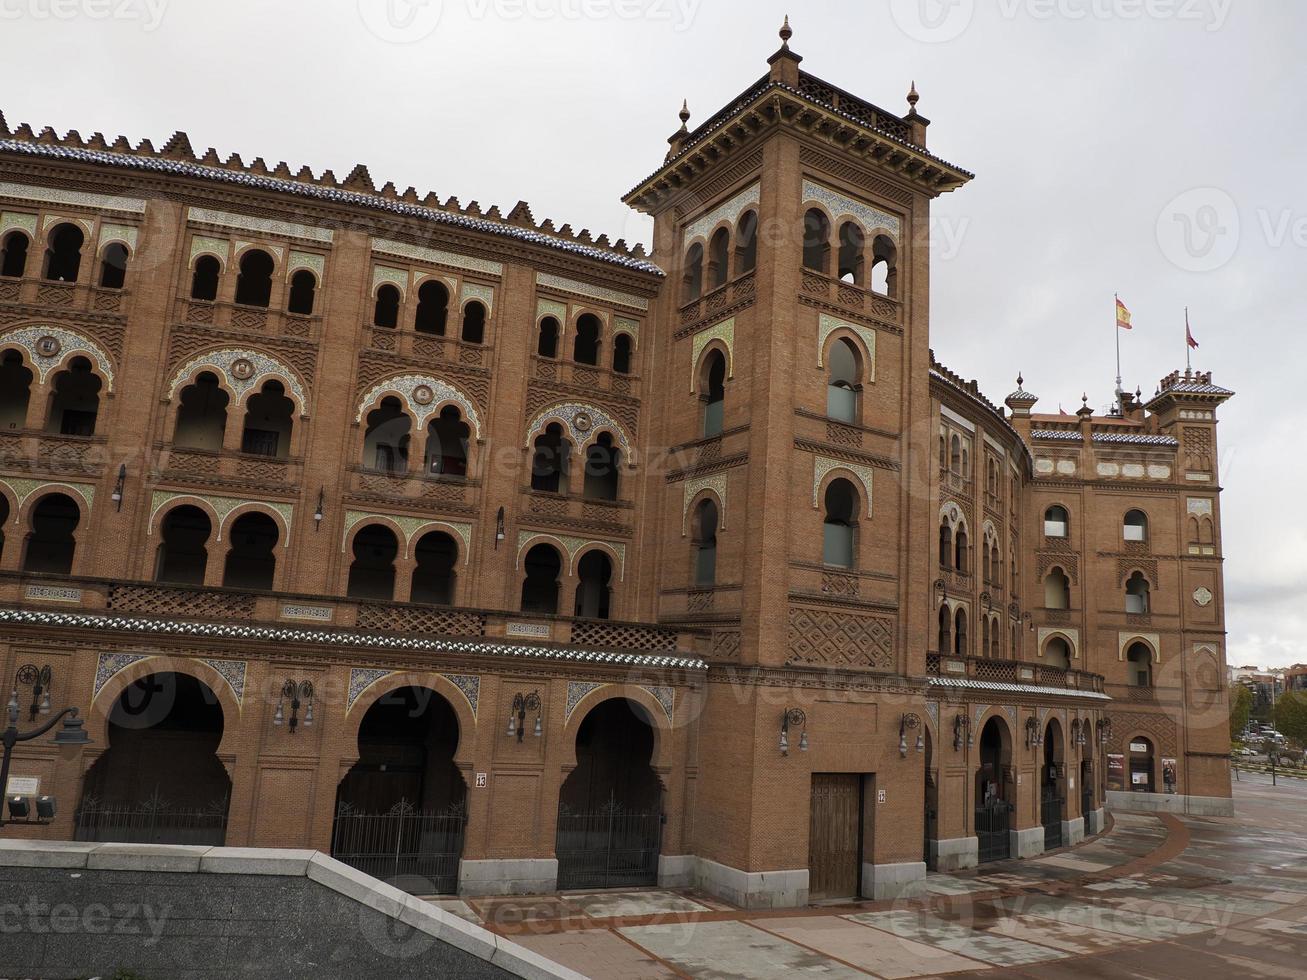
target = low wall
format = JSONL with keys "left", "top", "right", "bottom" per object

{"left": 0, "top": 841, "right": 580, "bottom": 980}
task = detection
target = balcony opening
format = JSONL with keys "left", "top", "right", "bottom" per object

{"left": 422, "top": 406, "right": 469, "bottom": 478}
{"left": 826, "top": 338, "right": 860, "bottom": 423}
{"left": 287, "top": 270, "right": 316, "bottom": 315}
{"left": 460, "top": 300, "right": 486, "bottom": 345}
{"left": 692, "top": 498, "right": 718, "bottom": 588}
{"left": 241, "top": 380, "right": 293, "bottom": 459}
{"left": 43, "top": 223, "right": 83, "bottom": 282}
{"left": 938, "top": 523, "right": 953, "bottom": 570}
{"left": 871, "top": 235, "right": 897, "bottom": 297}
{"left": 373, "top": 284, "right": 401, "bottom": 329}
{"left": 0, "top": 231, "right": 29, "bottom": 278}
{"left": 0, "top": 494, "right": 7, "bottom": 563}
{"left": 414, "top": 280, "right": 449, "bottom": 335}
{"left": 347, "top": 524, "right": 399, "bottom": 601}
{"left": 822, "top": 478, "right": 858, "bottom": 569}
{"left": 1125, "top": 572, "right": 1151, "bottom": 614}
{"left": 1043, "top": 567, "right": 1071, "bottom": 610}
{"left": 222, "top": 512, "right": 278, "bottom": 590}
{"left": 46, "top": 356, "right": 101, "bottom": 437}
{"left": 1044, "top": 505, "right": 1069, "bottom": 538}
{"left": 1044, "top": 637, "right": 1071, "bottom": 670}
{"left": 573, "top": 313, "right": 601, "bottom": 366}
{"left": 681, "top": 243, "right": 704, "bottom": 303}
{"left": 0, "top": 349, "right": 33, "bottom": 430}
{"left": 537, "top": 316, "right": 560, "bottom": 358}
{"left": 531, "top": 423, "right": 571, "bottom": 494}
{"left": 837, "top": 221, "right": 865, "bottom": 285}
{"left": 234, "top": 249, "right": 274, "bottom": 307}
{"left": 954, "top": 607, "right": 968, "bottom": 656}
{"left": 937, "top": 605, "right": 950, "bottom": 653}
{"left": 154, "top": 505, "right": 211, "bottom": 586}
{"left": 190, "top": 255, "right": 220, "bottom": 301}
{"left": 1127, "top": 642, "right": 1153, "bottom": 687}
{"left": 22, "top": 493, "right": 79, "bottom": 574}
{"left": 98, "top": 243, "right": 129, "bottom": 289}
{"left": 520, "top": 543, "right": 562, "bottom": 615}
{"left": 734, "top": 210, "right": 758, "bottom": 276}
{"left": 1124, "top": 509, "right": 1148, "bottom": 543}
{"left": 411, "top": 531, "right": 457, "bottom": 605}
{"left": 574, "top": 550, "right": 613, "bottom": 620}
{"left": 174, "top": 372, "right": 229, "bottom": 452}
{"left": 701, "top": 350, "right": 725, "bottom": 438}
{"left": 707, "top": 227, "right": 730, "bottom": 291}
{"left": 612, "top": 333, "right": 632, "bottom": 375}
{"left": 363, "top": 397, "right": 411, "bottom": 474}
{"left": 582, "top": 433, "right": 620, "bottom": 502}
{"left": 802, "top": 208, "right": 831, "bottom": 274}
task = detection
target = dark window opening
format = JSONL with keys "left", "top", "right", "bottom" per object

{"left": 693, "top": 498, "right": 718, "bottom": 588}
{"left": 425, "top": 406, "right": 469, "bottom": 478}
{"left": 802, "top": 209, "right": 831, "bottom": 274}
{"left": 287, "top": 270, "right": 316, "bottom": 315}
{"left": 222, "top": 512, "right": 278, "bottom": 590}
{"left": 734, "top": 211, "right": 758, "bottom": 276}
{"left": 47, "top": 356, "right": 101, "bottom": 437}
{"left": 582, "top": 433, "right": 621, "bottom": 502}
{"left": 520, "top": 544, "right": 562, "bottom": 614}
{"left": 701, "top": 350, "right": 725, "bottom": 438}
{"left": 373, "top": 285, "right": 400, "bottom": 329}
{"left": 573, "top": 313, "right": 600, "bottom": 366}
{"left": 612, "top": 333, "right": 632, "bottom": 375}
{"left": 363, "top": 397, "right": 411, "bottom": 474}
{"left": 0, "top": 231, "right": 29, "bottom": 278}
{"left": 241, "top": 380, "right": 293, "bottom": 459}
{"left": 537, "top": 317, "right": 560, "bottom": 358}
{"left": 234, "top": 249, "right": 274, "bottom": 307}
{"left": 43, "top": 224, "right": 83, "bottom": 282}
{"left": 190, "top": 256, "right": 220, "bottom": 301}
{"left": 22, "top": 493, "right": 80, "bottom": 574}
{"left": 531, "top": 423, "right": 571, "bottom": 494}
{"left": 822, "top": 478, "right": 857, "bottom": 568}
{"left": 414, "top": 280, "right": 449, "bottom": 335}
{"left": 174, "top": 372, "right": 229, "bottom": 452}
{"left": 574, "top": 551, "right": 613, "bottom": 620}
{"left": 154, "top": 505, "right": 211, "bottom": 586}
{"left": 707, "top": 227, "right": 730, "bottom": 291}
{"left": 682, "top": 243, "right": 704, "bottom": 303}
{"left": 412, "top": 531, "right": 458, "bottom": 606}
{"left": 460, "top": 301, "right": 486, "bottom": 344}
{"left": 98, "top": 243, "right": 128, "bottom": 289}
{"left": 347, "top": 525, "right": 399, "bottom": 601}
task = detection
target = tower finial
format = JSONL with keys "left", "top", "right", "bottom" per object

{"left": 779, "top": 15, "right": 792, "bottom": 47}
{"left": 679, "top": 99, "right": 690, "bottom": 128}
{"left": 1016, "top": 373, "right": 1024, "bottom": 388}
{"left": 908, "top": 80, "right": 920, "bottom": 109}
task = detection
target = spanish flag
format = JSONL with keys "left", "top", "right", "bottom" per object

{"left": 1116, "top": 297, "right": 1133, "bottom": 331}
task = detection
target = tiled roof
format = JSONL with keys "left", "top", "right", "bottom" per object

{"left": 1092, "top": 432, "right": 1179, "bottom": 447}
{"left": 1031, "top": 430, "right": 1082, "bottom": 441}
{"left": 0, "top": 139, "right": 665, "bottom": 276}
{"left": 1158, "top": 381, "right": 1235, "bottom": 397}
{"left": 0, "top": 608, "right": 708, "bottom": 670}
{"left": 928, "top": 677, "right": 1112, "bottom": 701}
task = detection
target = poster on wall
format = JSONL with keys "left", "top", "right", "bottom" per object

{"left": 1107, "top": 753, "right": 1125, "bottom": 791}
{"left": 1162, "top": 758, "right": 1178, "bottom": 793}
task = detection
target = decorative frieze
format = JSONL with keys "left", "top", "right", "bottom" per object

{"left": 683, "top": 182, "right": 760, "bottom": 243}
{"left": 681, "top": 474, "right": 728, "bottom": 533}
{"left": 188, "top": 235, "right": 230, "bottom": 269}
{"left": 515, "top": 531, "right": 627, "bottom": 580}
{"left": 372, "top": 265, "right": 408, "bottom": 295}
{"left": 460, "top": 282, "right": 494, "bottom": 314}
{"left": 97, "top": 223, "right": 138, "bottom": 251}
{"left": 201, "top": 659, "right": 247, "bottom": 704}
{"left": 354, "top": 373, "right": 482, "bottom": 435}
{"left": 149, "top": 491, "right": 293, "bottom": 542}
{"left": 812, "top": 456, "right": 873, "bottom": 510}
{"left": 0, "top": 211, "right": 38, "bottom": 238}
{"left": 689, "top": 317, "right": 734, "bottom": 391}
{"left": 524, "top": 401, "right": 631, "bottom": 456}
{"left": 0, "top": 477, "right": 96, "bottom": 513}
{"left": 817, "top": 314, "right": 876, "bottom": 376}
{"left": 93, "top": 652, "right": 152, "bottom": 699}
{"left": 286, "top": 250, "right": 324, "bottom": 279}
{"left": 614, "top": 316, "right": 640, "bottom": 347}
{"left": 188, "top": 206, "right": 333, "bottom": 244}
{"left": 565, "top": 681, "right": 606, "bottom": 722}
{"left": 535, "top": 272, "right": 649, "bottom": 312}
{"left": 0, "top": 325, "right": 114, "bottom": 389}
{"left": 801, "top": 180, "right": 901, "bottom": 240}
{"left": 0, "top": 181, "right": 146, "bottom": 214}
{"left": 342, "top": 512, "right": 473, "bottom": 562}
{"left": 373, "top": 238, "right": 502, "bottom": 277}
{"left": 167, "top": 348, "right": 307, "bottom": 413}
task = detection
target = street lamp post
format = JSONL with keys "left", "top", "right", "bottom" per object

{"left": 1, "top": 672, "right": 91, "bottom": 829}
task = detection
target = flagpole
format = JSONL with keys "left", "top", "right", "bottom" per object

{"left": 1185, "top": 307, "right": 1192, "bottom": 372}
{"left": 1115, "top": 293, "right": 1123, "bottom": 412}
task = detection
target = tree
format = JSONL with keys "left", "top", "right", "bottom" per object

{"left": 1273, "top": 691, "right": 1307, "bottom": 748}
{"left": 1229, "top": 684, "right": 1253, "bottom": 741}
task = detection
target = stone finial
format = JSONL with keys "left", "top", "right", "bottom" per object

{"left": 1017, "top": 373, "right": 1024, "bottom": 388}
{"left": 679, "top": 99, "right": 690, "bottom": 130}
{"left": 779, "top": 15, "right": 793, "bottom": 48}
{"left": 908, "top": 80, "right": 920, "bottom": 112}
{"left": 1077, "top": 394, "right": 1094, "bottom": 420}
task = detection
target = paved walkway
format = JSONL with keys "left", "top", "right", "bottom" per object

{"left": 433, "top": 775, "right": 1307, "bottom": 977}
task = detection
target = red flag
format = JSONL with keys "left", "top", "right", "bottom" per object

{"left": 1116, "top": 297, "right": 1133, "bottom": 330}
{"left": 1186, "top": 310, "right": 1199, "bottom": 350}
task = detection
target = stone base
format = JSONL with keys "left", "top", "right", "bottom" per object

{"left": 657, "top": 855, "right": 695, "bottom": 889}
{"left": 1010, "top": 825, "right": 1045, "bottom": 859}
{"left": 929, "top": 836, "right": 978, "bottom": 872}
{"left": 693, "top": 857, "right": 808, "bottom": 909}
{"left": 457, "top": 857, "right": 558, "bottom": 896}
{"left": 1061, "top": 817, "right": 1085, "bottom": 847}
{"left": 861, "top": 861, "right": 926, "bottom": 901}
{"left": 1107, "top": 791, "right": 1234, "bottom": 817}
{"left": 1084, "top": 807, "right": 1107, "bottom": 835}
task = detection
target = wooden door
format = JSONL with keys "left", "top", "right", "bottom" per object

{"left": 808, "top": 774, "right": 862, "bottom": 901}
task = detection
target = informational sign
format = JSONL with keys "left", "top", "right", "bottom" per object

{"left": 1132, "top": 771, "right": 1150, "bottom": 786}
{"left": 876, "top": 789, "right": 886, "bottom": 803}
{"left": 5, "top": 776, "right": 39, "bottom": 796}
{"left": 1107, "top": 754, "right": 1125, "bottom": 791}
{"left": 474, "top": 773, "right": 487, "bottom": 789}
{"left": 1162, "top": 758, "right": 1178, "bottom": 792}
{"left": 1130, "top": 741, "right": 1150, "bottom": 754}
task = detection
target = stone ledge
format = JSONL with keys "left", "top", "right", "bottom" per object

{"left": 693, "top": 856, "right": 809, "bottom": 909}
{"left": 1107, "top": 791, "right": 1234, "bottom": 817}
{"left": 929, "top": 836, "right": 978, "bottom": 872}
{"left": 1010, "top": 825, "right": 1045, "bottom": 859}
{"left": 861, "top": 860, "right": 926, "bottom": 900}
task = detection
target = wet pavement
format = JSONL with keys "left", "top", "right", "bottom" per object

{"left": 438, "top": 773, "right": 1307, "bottom": 977}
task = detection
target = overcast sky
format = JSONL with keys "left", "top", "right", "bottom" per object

{"left": 3, "top": 0, "right": 1303, "bottom": 667}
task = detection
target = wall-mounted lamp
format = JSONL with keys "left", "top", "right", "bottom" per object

{"left": 980, "top": 592, "right": 993, "bottom": 615}
{"left": 111, "top": 463, "right": 126, "bottom": 512}
{"left": 494, "top": 507, "right": 506, "bottom": 549}
{"left": 313, "top": 489, "right": 325, "bottom": 530}
{"left": 899, "top": 712, "right": 922, "bottom": 758}
{"left": 933, "top": 579, "right": 947, "bottom": 605}
{"left": 953, "top": 713, "right": 971, "bottom": 752}
{"left": 1025, "top": 716, "right": 1042, "bottom": 751}
{"left": 506, "top": 691, "right": 542, "bottom": 742}
{"left": 273, "top": 680, "right": 314, "bottom": 733}
{"left": 1022, "top": 612, "right": 1034, "bottom": 633}
{"left": 14, "top": 664, "right": 53, "bottom": 722}
{"left": 780, "top": 708, "right": 807, "bottom": 756}
{"left": 1096, "top": 717, "right": 1112, "bottom": 746}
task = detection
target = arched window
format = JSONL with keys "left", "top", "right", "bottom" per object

{"left": 826, "top": 338, "right": 860, "bottom": 423}
{"left": 287, "top": 270, "right": 316, "bottom": 315}
{"left": 1044, "top": 505, "right": 1069, "bottom": 538}
{"left": 583, "top": 433, "right": 621, "bottom": 501}
{"left": 154, "top": 505, "right": 211, "bottom": 585}
{"left": 412, "top": 531, "right": 457, "bottom": 605}
{"left": 982, "top": 617, "right": 991, "bottom": 660}
{"left": 414, "top": 280, "right": 449, "bottom": 335}
{"left": 1124, "top": 509, "right": 1148, "bottom": 543}
{"left": 222, "top": 512, "right": 279, "bottom": 590}
{"left": 990, "top": 617, "right": 1001, "bottom": 659}
{"left": 1126, "top": 642, "right": 1153, "bottom": 687}
{"left": 0, "top": 494, "right": 7, "bottom": 565}
{"left": 363, "top": 397, "right": 411, "bottom": 474}
{"left": 575, "top": 551, "right": 613, "bottom": 620}
{"left": 43, "top": 223, "right": 83, "bottom": 282}
{"left": 950, "top": 435, "right": 962, "bottom": 473}
{"left": 938, "top": 522, "right": 953, "bottom": 569}
{"left": 425, "top": 406, "right": 469, "bottom": 478}
{"left": 955, "top": 524, "right": 969, "bottom": 573}
{"left": 531, "top": 423, "right": 571, "bottom": 494}
{"left": 837, "top": 221, "right": 865, "bottom": 284}
{"left": 241, "top": 380, "right": 294, "bottom": 458}
{"left": 22, "top": 493, "right": 80, "bottom": 574}
{"left": 461, "top": 301, "right": 486, "bottom": 344}
{"left": 938, "top": 433, "right": 947, "bottom": 471}
{"left": 1044, "top": 567, "right": 1071, "bottom": 610}
{"left": 190, "top": 256, "right": 220, "bottom": 301}
{"left": 98, "top": 243, "right": 128, "bottom": 289}
{"left": 701, "top": 350, "right": 726, "bottom": 438}
{"left": 937, "top": 605, "right": 951, "bottom": 652}
{"left": 982, "top": 540, "right": 992, "bottom": 584}
{"left": 693, "top": 498, "right": 718, "bottom": 587}
{"left": 573, "top": 314, "right": 601, "bottom": 366}
{"left": 46, "top": 356, "right": 101, "bottom": 437}
{"left": 1010, "top": 547, "right": 1018, "bottom": 592}
{"left": 682, "top": 243, "right": 704, "bottom": 304}
{"left": 537, "top": 317, "right": 560, "bottom": 358}
{"left": 234, "top": 249, "right": 274, "bottom": 307}
{"left": 373, "top": 284, "right": 401, "bottom": 328}
{"left": 520, "top": 543, "right": 562, "bottom": 614}
{"left": 1, "top": 350, "right": 32, "bottom": 431}
{"left": 1125, "top": 572, "right": 1151, "bottom": 614}
{"left": 802, "top": 209, "right": 831, "bottom": 273}
{"left": 612, "top": 334, "right": 632, "bottom": 375}
{"left": 871, "top": 235, "right": 897, "bottom": 297}
{"left": 0, "top": 231, "right": 29, "bottom": 278}
{"left": 707, "top": 227, "right": 730, "bottom": 291}
{"left": 822, "top": 478, "right": 858, "bottom": 568}
{"left": 347, "top": 524, "right": 398, "bottom": 600}
{"left": 1044, "top": 637, "right": 1071, "bottom": 670}
{"left": 954, "top": 608, "right": 968, "bottom": 656}
{"left": 174, "top": 372, "right": 229, "bottom": 452}
{"left": 734, "top": 210, "right": 758, "bottom": 276}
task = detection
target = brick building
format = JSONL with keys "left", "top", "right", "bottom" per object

{"left": 0, "top": 24, "right": 1233, "bottom": 906}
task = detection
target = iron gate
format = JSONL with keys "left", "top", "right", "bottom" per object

{"left": 1041, "top": 789, "right": 1065, "bottom": 850}
{"left": 975, "top": 801, "right": 1012, "bottom": 863}
{"left": 556, "top": 797, "right": 662, "bottom": 890}
{"left": 331, "top": 799, "right": 466, "bottom": 895}
{"left": 74, "top": 793, "right": 229, "bottom": 846}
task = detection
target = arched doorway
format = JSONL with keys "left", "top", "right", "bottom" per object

{"left": 1041, "top": 719, "right": 1065, "bottom": 850}
{"left": 923, "top": 726, "right": 938, "bottom": 869}
{"left": 555, "top": 698, "right": 663, "bottom": 890}
{"left": 1129, "top": 736, "right": 1156, "bottom": 794}
{"left": 976, "top": 717, "right": 1013, "bottom": 863}
{"left": 333, "top": 686, "right": 467, "bottom": 894}
{"left": 76, "top": 672, "right": 230, "bottom": 844}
